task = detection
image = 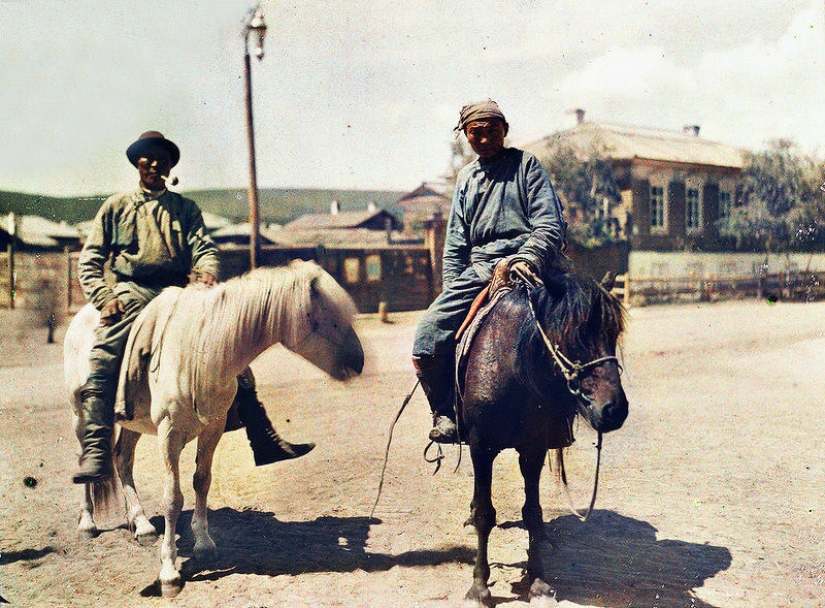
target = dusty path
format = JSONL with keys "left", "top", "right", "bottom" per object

{"left": 1, "top": 299, "right": 824, "bottom": 607}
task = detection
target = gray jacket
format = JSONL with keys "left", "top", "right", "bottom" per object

{"left": 443, "top": 147, "right": 566, "bottom": 285}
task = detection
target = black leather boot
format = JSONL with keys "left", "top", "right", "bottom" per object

{"left": 413, "top": 355, "right": 458, "bottom": 444}
{"left": 235, "top": 370, "right": 315, "bottom": 466}
{"left": 73, "top": 388, "right": 115, "bottom": 484}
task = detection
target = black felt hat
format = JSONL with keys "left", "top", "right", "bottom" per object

{"left": 126, "top": 131, "right": 180, "bottom": 167}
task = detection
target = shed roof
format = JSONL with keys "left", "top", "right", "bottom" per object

{"left": 399, "top": 182, "right": 451, "bottom": 202}
{"left": 523, "top": 122, "right": 745, "bottom": 169}
{"left": 284, "top": 208, "right": 401, "bottom": 231}
{"left": 0, "top": 214, "right": 81, "bottom": 247}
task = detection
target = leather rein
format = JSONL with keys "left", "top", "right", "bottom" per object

{"left": 525, "top": 286, "right": 617, "bottom": 523}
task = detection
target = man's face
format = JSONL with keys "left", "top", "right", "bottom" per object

{"left": 136, "top": 144, "right": 172, "bottom": 191}
{"left": 465, "top": 119, "right": 506, "bottom": 160}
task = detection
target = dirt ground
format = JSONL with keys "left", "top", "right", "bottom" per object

{"left": 1, "top": 298, "right": 824, "bottom": 608}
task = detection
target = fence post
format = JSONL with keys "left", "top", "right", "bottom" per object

{"left": 623, "top": 274, "right": 631, "bottom": 307}
{"left": 65, "top": 247, "right": 72, "bottom": 311}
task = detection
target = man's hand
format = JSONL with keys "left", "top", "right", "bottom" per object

{"left": 196, "top": 272, "right": 217, "bottom": 287}
{"left": 509, "top": 260, "right": 540, "bottom": 286}
{"left": 100, "top": 297, "right": 125, "bottom": 326}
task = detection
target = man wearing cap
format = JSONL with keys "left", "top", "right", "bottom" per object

{"left": 412, "top": 101, "right": 567, "bottom": 443}
{"left": 73, "top": 131, "right": 313, "bottom": 483}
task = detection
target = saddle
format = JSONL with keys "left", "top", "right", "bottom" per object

{"left": 454, "top": 259, "right": 575, "bottom": 450}
{"left": 114, "top": 288, "right": 183, "bottom": 422}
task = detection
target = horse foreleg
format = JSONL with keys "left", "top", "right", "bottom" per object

{"left": 157, "top": 421, "right": 185, "bottom": 598}
{"left": 115, "top": 428, "right": 157, "bottom": 545}
{"left": 518, "top": 445, "right": 556, "bottom": 604}
{"left": 73, "top": 411, "right": 97, "bottom": 539}
{"left": 191, "top": 420, "right": 223, "bottom": 564}
{"left": 465, "top": 445, "right": 497, "bottom": 608}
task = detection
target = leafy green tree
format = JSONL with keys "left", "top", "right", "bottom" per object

{"left": 719, "top": 139, "right": 823, "bottom": 252}
{"left": 539, "top": 141, "right": 622, "bottom": 247}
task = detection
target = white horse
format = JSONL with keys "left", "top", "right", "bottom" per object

{"left": 63, "top": 260, "right": 364, "bottom": 598}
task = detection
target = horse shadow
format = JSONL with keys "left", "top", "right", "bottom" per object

{"left": 139, "top": 508, "right": 474, "bottom": 596}
{"left": 500, "top": 510, "right": 731, "bottom": 607}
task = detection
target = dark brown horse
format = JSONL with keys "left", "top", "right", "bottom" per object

{"left": 457, "top": 268, "right": 628, "bottom": 606}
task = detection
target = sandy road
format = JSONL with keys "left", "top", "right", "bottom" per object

{"left": 1, "top": 299, "right": 824, "bottom": 607}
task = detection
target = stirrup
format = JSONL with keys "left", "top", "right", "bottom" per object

{"left": 429, "top": 415, "right": 458, "bottom": 444}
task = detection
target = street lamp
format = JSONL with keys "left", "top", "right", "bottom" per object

{"left": 243, "top": 4, "right": 267, "bottom": 269}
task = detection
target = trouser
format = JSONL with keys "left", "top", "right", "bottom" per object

{"left": 84, "top": 281, "right": 164, "bottom": 400}
{"left": 412, "top": 266, "right": 488, "bottom": 358}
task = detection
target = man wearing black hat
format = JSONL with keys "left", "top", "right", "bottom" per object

{"left": 412, "top": 101, "right": 568, "bottom": 443}
{"left": 73, "top": 131, "right": 313, "bottom": 483}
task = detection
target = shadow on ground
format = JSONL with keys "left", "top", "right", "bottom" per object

{"left": 503, "top": 510, "right": 732, "bottom": 608}
{"left": 139, "top": 508, "right": 474, "bottom": 596}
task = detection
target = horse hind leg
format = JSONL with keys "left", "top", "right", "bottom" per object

{"left": 518, "top": 445, "right": 557, "bottom": 605}
{"left": 115, "top": 428, "right": 157, "bottom": 545}
{"left": 190, "top": 421, "right": 223, "bottom": 564}
{"left": 465, "top": 445, "right": 497, "bottom": 608}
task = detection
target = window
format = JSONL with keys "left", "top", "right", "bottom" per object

{"left": 343, "top": 257, "right": 360, "bottom": 284}
{"left": 719, "top": 191, "right": 731, "bottom": 218}
{"left": 686, "top": 188, "right": 701, "bottom": 230}
{"left": 650, "top": 186, "right": 665, "bottom": 230}
{"left": 365, "top": 254, "right": 382, "bottom": 282}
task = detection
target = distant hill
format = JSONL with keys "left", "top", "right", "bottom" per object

{"left": 0, "top": 187, "right": 405, "bottom": 226}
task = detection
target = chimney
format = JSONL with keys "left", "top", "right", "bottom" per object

{"left": 330, "top": 200, "right": 339, "bottom": 215}
{"left": 683, "top": 125, "right": 700, "bottom": 137}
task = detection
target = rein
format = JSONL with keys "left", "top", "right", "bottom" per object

{"left": 527, "top": 295, "right": 618, "bottom": 397}
{"left": 524, "top": 286, "right": 612, "bottom": 523}
{"left": 556, "top": 432, "right": 602, "bottom": 522}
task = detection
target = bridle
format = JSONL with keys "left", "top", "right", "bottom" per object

{"left": 523, "top": 281, "right": 619, "bottom": 522}
{"left": 526, "top": 294, "right": 619, "bottom": 398}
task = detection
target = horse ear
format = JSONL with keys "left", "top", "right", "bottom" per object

{"left": 600, "top": 271, "right": 617, "bottom": 291}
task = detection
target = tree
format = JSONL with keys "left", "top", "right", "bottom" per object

{"left": 719, "top": 139, "right": 823, "bottom": 252}
{"left": 539, "top": 140, "right": 622, "bottom": 247}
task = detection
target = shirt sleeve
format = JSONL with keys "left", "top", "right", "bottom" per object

{"left": 442, "top": 183, "right": 471, "bottom": 287}
{"left": 184, "top": 201, "right": 220, "bottom": 280}
{"left": 77, "top": 198, "right": 117, "bottom": 310}
{"left": 511, "top": 153, "right": 567, "bottom": 276}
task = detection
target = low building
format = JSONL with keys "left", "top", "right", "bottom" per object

{"left": 398, "top": 182, "right": 452, "bottom": 232}
{"left": 523, "top": 111, "right": 745, "bottom": 253}
{"left": 0, "top": 214, "right": 82, "bottom": 251}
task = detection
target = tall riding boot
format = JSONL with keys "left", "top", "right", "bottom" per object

{"left": 235, "top": 371, "right": 315, "bottom": 466}
{"left": 413, "top": 355, "right": 458, "bottom": 444}
{"left": 73, "top": 387, "right": 115, "bottom": 484}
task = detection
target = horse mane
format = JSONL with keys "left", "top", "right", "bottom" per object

{"left": 165, "top": 261, "right": 353, "bottom": 372}
{"left": 523, "top": 269, "right": 626, "bottom": 361}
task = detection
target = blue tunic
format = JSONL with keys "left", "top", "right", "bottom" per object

{"left": 413, "top": 147, "right": 566, "bottom": 357}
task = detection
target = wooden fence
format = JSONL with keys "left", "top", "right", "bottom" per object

{"left": 5, "top": 251, "right": 825, "bottom": 316}
{"left": 612, "top": 272, "right": 825, "bottom": 306}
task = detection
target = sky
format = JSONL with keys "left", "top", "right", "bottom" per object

{"left": 1, "top": 0, "right": 823, "bottom": 198}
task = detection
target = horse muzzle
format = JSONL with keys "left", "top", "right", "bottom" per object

{"left": 580, "top": 389, "right": 628, "bottom": 433}
{"left": 336, "top": 326, "right": 364, "bottom": 379}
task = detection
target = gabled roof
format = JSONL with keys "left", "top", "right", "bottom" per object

{"left": 284, "top": 209, "right": 401, "bottom": 231}
{"left": 523, "top": 122, "right": 746, "bottom": 169}
{"left": 399, "top": 182, "right": 450, "bottom": 202}
{"left": 0, "top": 214, "right": 81, "bottom": 247}
{"left": 210, "top": 223, "right": 283, "bottom": 245}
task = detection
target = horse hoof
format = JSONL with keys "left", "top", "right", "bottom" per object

{"left": 529, "top": 579, "right": 557, "bottom": 607}
{"left": 77, "top": 527, "right": 97, "bottom": 541}
{"left": 193, "top": 543, "right": 218, "bottom": 564}
{"left": 135, "top": 530, "right": 158, "bottom": 546}
{"left": 464, "top": 584, "right": 493, "bottom": 608}
{"left": 160, "top": 578, "right": 182, "bottom": 599}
